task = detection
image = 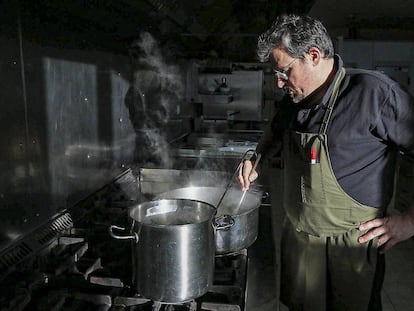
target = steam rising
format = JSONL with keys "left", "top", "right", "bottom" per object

{"left": 129, "top": 32, "right": 184, "bottom": 168}
{"left": 132, "top": 31, "right": 183, "bottom": 108}
{"left": 127, "top": 32, "right": 246, "bottom": 178}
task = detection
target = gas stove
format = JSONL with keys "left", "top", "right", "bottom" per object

{"left": 0, "top": 169, "right": 248, "bottom": 311}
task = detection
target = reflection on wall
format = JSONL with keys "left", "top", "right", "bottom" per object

{"left": 111, "top": 70, "right": 136, "bottom": 166}
{"left": 1, "top": 22, "right": 134, "bottom": 252}
{"left": 44, "top": 57, "right": 98, "bottom": 196}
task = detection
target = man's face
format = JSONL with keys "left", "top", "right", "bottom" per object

{"left": 272, "top": 47, "right": 316, "bottom": 103}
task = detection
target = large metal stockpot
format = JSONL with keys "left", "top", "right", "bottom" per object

{"left": 109, "top": 199, "right": 216, "bottom": 303}
{"left": 157, "top": 186, "right": 262, "bottom": 254}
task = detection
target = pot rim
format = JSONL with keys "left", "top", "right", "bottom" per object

{"left": 128, "top": 198, "right": 217, "bottom": 227}
{"left": 157, "top": 186, "right": 263, "bottom": 216}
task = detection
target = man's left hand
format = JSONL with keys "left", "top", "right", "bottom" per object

{"left": 358, "top": 212, "right": 414, "bottom": 252}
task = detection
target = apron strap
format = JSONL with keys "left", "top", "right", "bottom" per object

{"left": 319, "top": 67, "right": 346, "bottom": 135}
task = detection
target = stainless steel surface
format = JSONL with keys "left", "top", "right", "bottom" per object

{"left": 0, "top": 31, "right": 134, "bottom": 251}
{"left": 139, "top": 168, "right": 231, "bottom": 195}
{"left": 171, "top": 148, "right": 254, "bottom": 159}
{"left": 157, "top": 186, "right": 262, "bottom": 254}
{"left": 110, "top": 199, "right": 216, "bottom": 303}
{"left": 170, "top": 132, "right": 259, "bottom": 161}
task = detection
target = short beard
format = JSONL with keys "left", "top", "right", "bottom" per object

{"left": 284, "top": 86, "right": 304, "bottom": 104}
{"left": 292, "top": 94, "right": 304, "bottom": 103}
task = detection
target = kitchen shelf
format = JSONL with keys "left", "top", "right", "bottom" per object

{"left": 198, "top": 92, "right": 234, "bottom": 104}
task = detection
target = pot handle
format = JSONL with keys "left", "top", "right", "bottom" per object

{"left": 108, "top": 225, "right": 139, "bottom": 243}
{"left": 213, "top": 215, "right": 235, "bottom": 230}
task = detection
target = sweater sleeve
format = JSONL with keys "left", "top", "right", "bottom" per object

{"left": 376, "top": 81, "right": 414, "bottom": 160}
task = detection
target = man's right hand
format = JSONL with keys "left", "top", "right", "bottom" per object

{"left": 238, "top": 160, "right": 259, "bottom": 191}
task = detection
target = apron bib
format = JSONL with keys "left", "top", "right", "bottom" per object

{"left": 280, "top": 68, "right": 385, "bottom": 311}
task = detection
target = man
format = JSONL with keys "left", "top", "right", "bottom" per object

{"left": 239, "top": 14, "right": 414, "bottom": 311}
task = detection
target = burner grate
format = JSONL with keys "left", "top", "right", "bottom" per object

{"left": 0, "top": 242, "right": 32, "bottom": 276}
{"left": 0, "top": 212, "right": 73, "bottom": 279}
{"left": 34, "top": 213, "right": 74, "bottom": 244}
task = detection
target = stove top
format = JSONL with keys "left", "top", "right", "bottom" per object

{"left": 0, "top": 169, "right": 248, "bottom": 311}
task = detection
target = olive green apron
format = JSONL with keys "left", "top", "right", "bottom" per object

{"left": 280, "top": 68, "right": 385, "bottom": 311}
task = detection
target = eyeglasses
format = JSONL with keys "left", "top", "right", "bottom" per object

{"left": 274, "top": 58, "right": 297, "bottom": 81}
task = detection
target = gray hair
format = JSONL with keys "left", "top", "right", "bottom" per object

{"left": 257, "top": 14, "right": 334, "bottom": 62}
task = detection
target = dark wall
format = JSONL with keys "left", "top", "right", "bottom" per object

{"left": 0, "top": 2, "right": 136, "bottom": 251}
